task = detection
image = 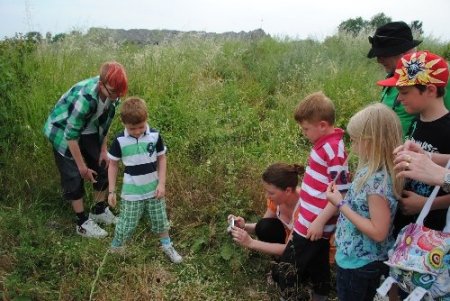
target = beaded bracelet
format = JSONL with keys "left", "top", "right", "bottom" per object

{"left": 337, "top": 199, "right": 347, "bottom": 209}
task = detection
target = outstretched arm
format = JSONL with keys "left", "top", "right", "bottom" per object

{"left": 230, "top": 226, "right": 286, "bottom": 256}
{"left": 399, "top": 190, "right": 450, "bottom": 215}
{"left": 68, "top": 140, "right": 97, "bottom": 183}
{"left": 228, "top": 208, "right": 276, "bottom": 234}
{"left": 394, "top": 141, "right": 450, "bottom": 168}
{"left": 394, "top": 150, "right": 447, "bottom": 186}
{"left": 108, "top": 159, "right": 119, "bottom": 208}
{"left": 155, "top": 154, "right": 167, "bottom": 199}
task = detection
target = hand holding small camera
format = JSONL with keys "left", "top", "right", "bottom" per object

{"left": 230, "top": 226, "right": 253, "bottom": 248}
{"left": 226, "top": 217, "right": 235, "bottom": 233}
{"left": 227, "top": 214, "right": 245, "bottom": 230}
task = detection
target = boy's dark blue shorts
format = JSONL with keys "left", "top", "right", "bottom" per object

{"left": 53, "top": 133, "right": 108, "bottom": 201}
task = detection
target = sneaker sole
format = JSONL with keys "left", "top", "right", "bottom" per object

{"left": 76, "top": 229, "right": 108, "bottom": 239}
{"left": 88, "top": 213, "right": 118, "bottom": 225}
{"left": 162, "top": 248, "right": 183, "bottom": 263}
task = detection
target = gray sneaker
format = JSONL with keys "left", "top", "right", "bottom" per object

{"left": 162, "top": 244, "right": 183, "bottom": 263}
{"left": 76, "top": 219, "right": 108, "bottom": 238}
{"left": 89, "top": 207, "right": 118, "bottom": 225}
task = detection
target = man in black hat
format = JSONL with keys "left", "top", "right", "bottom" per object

{"left": 368, "top": 21, "right": 422, "bottom": 136}
{"left": 368, "top": 21, "right": 450, "bottom": 136}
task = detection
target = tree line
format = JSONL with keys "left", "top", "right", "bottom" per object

{"left": 338, "top": 12, "right": 423, "bottom": 37}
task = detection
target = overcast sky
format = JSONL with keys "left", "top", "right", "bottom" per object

{"left": 1, "top": 0, "right": 449, "bottom": 41}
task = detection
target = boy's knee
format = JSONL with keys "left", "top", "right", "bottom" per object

{"left": 63, "top": 182, "right": 84, "bottom": 201}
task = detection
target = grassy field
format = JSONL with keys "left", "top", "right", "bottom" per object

{"left": 0, "top": 32, "right": 449, "bottom": 300}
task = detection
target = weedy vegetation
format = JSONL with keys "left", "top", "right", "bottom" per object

{"left": 0, "top": 31, "right": 449, "bottom": 300}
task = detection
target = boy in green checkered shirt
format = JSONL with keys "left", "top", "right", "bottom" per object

{"left": 107, "top": 97, "right": 182, "bottom": 263}
{"left": 43, "top": 61, "right": 128, "bottom": 238}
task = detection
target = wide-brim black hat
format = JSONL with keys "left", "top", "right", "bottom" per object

{"left": 367, "top": 21, "right": 422, "bottom": 58}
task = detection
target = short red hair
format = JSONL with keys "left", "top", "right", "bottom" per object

{"left": 99, "top": 61, "right": 128, "bottom": 97}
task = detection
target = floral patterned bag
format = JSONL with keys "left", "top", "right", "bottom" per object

{"left": 377, "top": 167, "right": 450, "bottom": 301}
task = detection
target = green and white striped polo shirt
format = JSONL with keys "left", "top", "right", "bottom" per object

{"left": 108, "top": 124, "right": 166, "bottom": 201}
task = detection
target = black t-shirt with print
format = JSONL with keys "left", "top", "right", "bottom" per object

{"left": 394, "top": 112, "right": 450, "bottom": 234}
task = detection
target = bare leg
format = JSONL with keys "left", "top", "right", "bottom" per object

{"left": 159, "top": 231, "right": 182, "bottom": 263}
{"left": 93, "top": 190, "right": 107, "bottom": 203}
{"left": 72, "top": 198, "right": 84, "bottom": 213}
{"left": 72, "top": 190, "right": 106, "bottom": 213}
{"left": 159, "top": 231, "right": 169, "bottom": 239}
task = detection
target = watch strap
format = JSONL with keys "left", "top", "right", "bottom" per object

{"left": 443, "top": 172, "right": 450, "bottom": 193}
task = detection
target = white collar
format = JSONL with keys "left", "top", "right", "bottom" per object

{"left": 124, "top": 123, "right": 150, "bottom": 139}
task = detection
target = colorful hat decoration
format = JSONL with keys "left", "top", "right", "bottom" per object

{"left": 377, "top": 51, "right": 449, "bottom": 87}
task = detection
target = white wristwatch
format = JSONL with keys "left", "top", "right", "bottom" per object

{"left": 443, "top": 172, "right": 450, "bottom": 193}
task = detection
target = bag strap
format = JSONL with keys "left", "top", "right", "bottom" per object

{"left": 416, "top": 159, "right": 450, "bottom": 226}
{"left": 444, "top": 209, "right": 450, "bottom": 233}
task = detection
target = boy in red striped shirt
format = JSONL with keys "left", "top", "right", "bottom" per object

{"left": 273, "top": 91, "right": 350, "bottom": 301}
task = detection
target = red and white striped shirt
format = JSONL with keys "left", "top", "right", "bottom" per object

{"left": 294, "top": 128, "right": 350, "bottom": 239}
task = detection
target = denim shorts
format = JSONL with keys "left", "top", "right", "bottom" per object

{"left": 336, "top": 261, "right": 388, "bottom": 301}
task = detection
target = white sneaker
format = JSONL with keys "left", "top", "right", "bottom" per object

{"left": 89, "top": 207, "right": 118, "bottom": 225}
{"left": 76, "top": 219, "right": 108, "bottom": 238}
{"left": 162, "top": 244, "right": 183, "bottom": 263}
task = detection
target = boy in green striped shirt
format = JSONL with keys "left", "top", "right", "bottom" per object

{"left": 107, "top": 97, "right": 182, "bottom": 263}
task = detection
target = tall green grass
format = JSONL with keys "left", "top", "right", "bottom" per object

{"left": 1, "top": 32, "right": 448, "bottom": 300}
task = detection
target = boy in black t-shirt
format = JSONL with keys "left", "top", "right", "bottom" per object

{"left": 377, "top": 50, "right": 450, "bottom": 234}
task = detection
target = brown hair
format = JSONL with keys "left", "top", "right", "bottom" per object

{"left": 262, "top": 163, "right": 305, "bottom": 190}
{"left": 415, "top": 85, "right": 446, "bottom": 98}
{"left": 294, "top": 91, "right": 335, "bottom": 125}
{"left": 99, "top": 61, "right": 128, "bottom": 97}
{"left": 120, "top": 97, "right": 148, "bottom": 125}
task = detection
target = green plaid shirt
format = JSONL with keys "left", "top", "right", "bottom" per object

{"left": 43, "top": 76, "right": 119, "bottom": 158}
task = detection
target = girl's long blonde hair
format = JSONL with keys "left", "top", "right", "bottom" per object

{"left": 347, "top": 103, "right": 404, "bottom": 198}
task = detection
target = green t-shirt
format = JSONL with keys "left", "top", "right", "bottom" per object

{"left": 380, "top": 79, "right": 450, "bottom": 138}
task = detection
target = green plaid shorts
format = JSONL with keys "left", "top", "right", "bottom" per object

{"left": 111, "top": 198, "right": 170, "bottom": 247}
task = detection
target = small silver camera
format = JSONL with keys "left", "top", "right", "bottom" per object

{"left": 226, "top": 217, "right": 235, "bottom": 233}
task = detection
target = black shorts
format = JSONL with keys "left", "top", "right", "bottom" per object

{"left": 272, "top": 232, "right": 331, "bottom": 298}
{"left": 53, "top": 134, "right": 108, "bottom": 201}
{"left": 255, "top": 218, "right": 286, "bottom": 244}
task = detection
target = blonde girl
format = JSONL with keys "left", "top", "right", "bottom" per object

{"left": 326, "top": 103, "right": 404, "bottom": 301}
